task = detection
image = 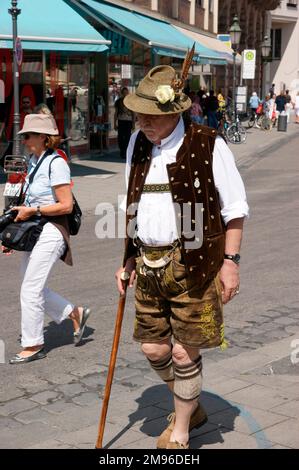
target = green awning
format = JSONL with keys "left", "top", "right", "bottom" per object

{"left": 65, "top": 0, "right": 226, "bottom": 64}
{"left": 0, "top": 0, "right": 110, "bottom": 52}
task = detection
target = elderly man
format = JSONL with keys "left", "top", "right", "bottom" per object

{"left": 115, "top": 65, "right": 249, "bottom": 449}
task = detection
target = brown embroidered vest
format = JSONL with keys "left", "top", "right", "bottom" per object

{"left": 123, "top": 122, "right": 226, "bottom": 284}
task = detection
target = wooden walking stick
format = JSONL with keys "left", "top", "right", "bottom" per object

{"left": 95, "top": 271, "right": 130, "bottom": 449}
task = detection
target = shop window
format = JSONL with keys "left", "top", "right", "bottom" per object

{"left": 45, "top": 53, "right": 90, "bottom": 153}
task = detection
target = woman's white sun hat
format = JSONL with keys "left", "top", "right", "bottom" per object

{"left": 18, "top": 114, "right": 59, "bottom": 135}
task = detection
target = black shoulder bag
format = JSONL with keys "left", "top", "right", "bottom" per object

{"left": 0, "top": 150, "right": 53, "bottom": 251}
{"left": 49, "top": 156, "right": 82, "bottom": 236}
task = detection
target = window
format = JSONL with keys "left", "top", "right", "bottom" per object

{"left": 287, "top": 0, "right": 298, "bottom": 7}
{"left": 195, "top": 0, "right": 202, "bottom": 6}
{"left": 271, "top": 29, "right": 282, "bottom": 59}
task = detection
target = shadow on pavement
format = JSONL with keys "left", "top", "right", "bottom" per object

{"left": 104, "top": 384, "right": 239, "bottom": 449}
{"left": 44, "top": 320, "right": 95, "bottom": 352}
{"left": 70, "top": 162, "right": 116, "bottom": 178}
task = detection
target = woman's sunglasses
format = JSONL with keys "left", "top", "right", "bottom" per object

{"left": 23, "top": 132, "right": 40, "bottom": 140}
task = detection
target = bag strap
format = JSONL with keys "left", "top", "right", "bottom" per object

{"left": 48, "top": 155, "right": 62, "bottom": 179}
{"left": 21, "top": 149, "right": 54, "bottom": 201}
{"left": 29, "top": 148, "right": 54, "bottom": 184}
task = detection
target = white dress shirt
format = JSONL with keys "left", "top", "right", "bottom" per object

{"left": 124, "top": 117, "right": 249, "bottom": 245}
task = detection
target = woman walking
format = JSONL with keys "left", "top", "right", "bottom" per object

{"left": 8, "top": 114, "right": 91, "bottom": 364}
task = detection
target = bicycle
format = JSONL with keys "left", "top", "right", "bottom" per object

{"left": 225, "top": 114, "right": 247, "bottom": 144}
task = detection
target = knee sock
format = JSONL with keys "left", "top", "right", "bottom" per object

{"left": 173, "top": 355, "right": 203, "bottom": 401}
{"left": 147, "top": 350, "right": 174, "bottom": 383}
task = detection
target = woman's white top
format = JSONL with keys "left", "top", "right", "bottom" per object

{"left": 24, "top": 151, "right": 71, "bottom": 207}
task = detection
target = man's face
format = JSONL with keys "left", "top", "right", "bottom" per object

{"left": 22, "top": 98, "right": 31, "bottom": 112}
{"left": 136, "top": 113, "right": 180, "bottom": 145}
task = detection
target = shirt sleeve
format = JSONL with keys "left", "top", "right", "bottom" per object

{"left": 49, "top": 157, "right": 71, "bottom": 187}
{"left": 212, "top": 136, "right": 249, "bottom": 225}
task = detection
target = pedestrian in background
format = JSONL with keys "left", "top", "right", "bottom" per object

{"left": 205, "top": 90, "right": 219, "bottom": 129}
{"left": 275, "top": 91, "right": 286, "bottom": 117}
{"left": 114, "top": 87, "right": 135, "bottom": 159}
{"left": 249, "top": 92, "right": 260, "bottom": 117}
{"left": 190, "top": 95, "right": 204, "bottom": 124}
{"left": 285, "top": 90, "right": 294, "bottom": 123}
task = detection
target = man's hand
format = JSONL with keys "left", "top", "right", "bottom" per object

{"left": 219, "top": 259, "right": 240, "bottom": 304}
{"left": 11, "top": 206, "right": 36, "bottom": 222}
{"left": 115, "top": 256, "right": 136, "bottom": 295}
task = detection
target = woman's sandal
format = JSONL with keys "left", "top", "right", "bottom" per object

{"left": 73, "top": 307, "right": 91, "bottom": 346}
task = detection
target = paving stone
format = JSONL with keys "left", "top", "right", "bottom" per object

{"left": 55, "top": 383, "right": 87, "bottom": 397}
{"left": 120, "top": 375, "right": 149, "bottom": 389}
{"left": 49, "top": 373, "right": 77, "bottom": 385}
{"left": 262, "top": 311, "right": 284, "bottom": 319}
{"left": 209, "top": 379, "right": 252, "bottom": 396}
{"left": 285, "top": 325, "right": 299, "bottom": 334}
{"left": 120, "top": 436, "right": 156, "bottom": 449}
{"left": 192, "top": 428, "right": 273, "bottom": 449}
{"left": 42, "top": 400, "right": 83, "bottom": 415}
{"left": 0, "top": 421, "right": 59, "bottom": 449}
{"left": 114, "top": 367, "right": 140, "bottom": 380}
{"left": 16, "top": 375, "right": 50, "bottom": 394}
{"left": 143, "top": 371, "right": 163, "bottom": 384}
{"left": 41, "top": 402, "right": 100, "bottom": 433}
{"left": 208, "top": 405, "right": 289, "bottom": 435}
{"left": 0, "top": 416, "right": 24, "bottom": 429}
{"left": 70, "top": 364, "right": 107, "bottom": 378}
{"left": 263, "top": 330, "right": 290, "bottom": 340}
{"left": 72, "top": 392, "right": 101, "bottom": 407}
{"left": 129, "top": 359, "right": 150, "bottom": 371}
{"left": 0, "top": 398, "right": 38, "bottom": 417}
{"left": 253, "top": 418, "right": 299, "bottom": 448}
{"left": 80, "top": 373, "right": 106, "bottom": 388}
{"left": 15, "top": 408, "right": 53, "bottom": 425}
{"left": 28, "top": 439, "right": 77, "bottom": 449}
{"left": 30, "top": 391, "right": 60, "bottom": 405}
{"left": 273, "top": 400, "right": 299, "bottom": 419}
{"left": 0, "top": 387, "right": 25, "bottom": 403}
{"left": 225, "top": 384, "right": 290, "bottom": 410}
{"left": 274, "top": 317, "right": 298, "bottom": 326}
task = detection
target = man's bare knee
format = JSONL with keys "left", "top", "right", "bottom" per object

{"left": 172, "top": 343, "right": 200, "bottom": 365}
{"left": 141, "top": 340, "right": 172, "bottom": 361}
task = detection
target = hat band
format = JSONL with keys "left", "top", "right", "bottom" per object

{"left": 136, "top": 91, "right": 159, "bottom": 102}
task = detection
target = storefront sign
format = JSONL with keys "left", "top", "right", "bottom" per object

{"left": 16, "top": 37, "right": 23, "bottom": 67}
{"left": 236, "top": 86, "right": 247, "bottom": 112}
{"left": 121, "top": 64, "right": 132, "bottom": 79}
{"left": 242, "top": 50, "right": 256, "bottom": 80}
{"left": 217, "top": 34, "right": 232, "bottom": 49}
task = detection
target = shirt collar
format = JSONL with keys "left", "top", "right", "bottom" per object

{"left": 155, "top": 116, "right": 185, "bottom": 149}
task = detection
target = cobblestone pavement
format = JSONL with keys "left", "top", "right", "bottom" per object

{"left": 0, "top": 127, "right": 299, "bottom": 449}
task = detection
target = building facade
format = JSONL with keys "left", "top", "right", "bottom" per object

{"left": 265, "top": 0, "right": 299, "bottom": 100}
{"left": 218, "top": 0, "right": 281, "bottom": 99}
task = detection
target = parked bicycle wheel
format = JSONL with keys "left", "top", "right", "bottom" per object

{"left": 247, "top": 115, "right": 255, "bottom": 128}
{"left": 226, "top": 123, "right": 247, "bottom": 144}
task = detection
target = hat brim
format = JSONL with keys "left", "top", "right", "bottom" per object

{"left": 124, "top": 93, "right": 191, "bottom": 115}
{"left": 18, "top": 127, "right": 59, "bottom": 135}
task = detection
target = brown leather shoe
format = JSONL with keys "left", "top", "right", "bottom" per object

{"left": 166, "top": 440, "right": 189, "bottom": 449}
{"left": 157, "top": 403, "right": 207, "bottom": 449}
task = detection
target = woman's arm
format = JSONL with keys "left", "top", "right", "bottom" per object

{"left": 13, "top": 184, "right": 73, "bottom": 221}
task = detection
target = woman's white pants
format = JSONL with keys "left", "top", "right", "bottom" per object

{"left": 20, "top": 222, "right": 74, "bottom": 348}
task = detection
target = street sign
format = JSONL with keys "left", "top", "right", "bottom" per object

{"left": 242, "top": 50, "right": 256, "bottom": 80}
{"left": 15, "top": 37, "right": 23, "bottom": 67}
